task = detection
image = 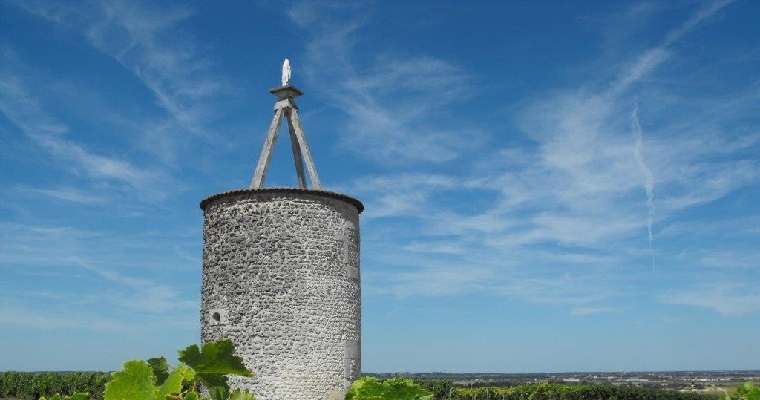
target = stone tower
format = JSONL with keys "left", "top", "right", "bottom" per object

{"left": 200, "top": 60, "right": 363, "bottom": 400}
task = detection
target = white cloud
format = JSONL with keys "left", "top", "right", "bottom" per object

{"left": 0, "top": 222, "right": 101, "bottom": 268}
{"left": 79, "top": 261, "right": 198, "bottom": 313}
{"left": 365, "top": 264, "right": 494, "bottom": 298}
{"left": 9, "top": 0, "right": 237, "bottom": 175}
{"left": 17, "top": 0, "right": 227, "bottom": 137}
{"left": 286, "top": 2, "right": 477, "bottom": 164}
{"left": 658, "top": 283, "right": 760, "bottom": 316}
{"left": 571, "top": 306, "right": 624, "bottom": 316}
{"left": 698, "top": 251, "right": 760, "bottom": 270}
{"left": 350, "top": 173, "right": 460, "bottom": 219}
{"left": 0, "top": 222, "right": 198, "bottom": 314}
{"left": 662, "top": 0, "right": 735, "bottom": 46}
{"left": 611, "top": 0, "right": 734, "bottom": 94}
{"left": 344, "top": 0, "right": 759, "bottom": 316}
{"left": 0, "top": 220, "right": 199, "bottom": 277}
{"left": 0, "top": 68, "right": 170, "bottom": 200}
{"left": 11, "top": 186, "right": 107, "bottom": 204}
{"left": 0, "top": 304, "right": 128, "bottom": 331}
{"left": 33, "top": 133, "right": 153, "bottom": 185}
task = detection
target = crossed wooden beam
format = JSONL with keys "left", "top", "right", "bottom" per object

{"left": 250, "top": 85, "right": 321, "bottom": 190}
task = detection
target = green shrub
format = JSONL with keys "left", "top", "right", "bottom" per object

{"left": 722, "top": 382, "right": 760, "bottom": 400}
{"left": 346, "top": 377, "right": 433, "bottom": 400}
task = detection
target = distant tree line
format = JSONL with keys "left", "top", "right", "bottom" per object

{"left": 415, "top": 381, "right": 721, "bottom": 400}
{"left": 0, "top": 372, "right": 109, "bottom": 400}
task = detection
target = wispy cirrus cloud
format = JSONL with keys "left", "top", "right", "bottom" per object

{"left": 339, "top": 0, "right": 759, "bottom": 316}
{"left": 349, "top": 173, "right": 460, "bottom": 219}
{"left": 74, "top": 259, "right": 198, "bottom": 313}
{"left": 1, "top": 217, "right": 200, "bottom": 280}
{"left": 0, "top": 222, "right": 100, "bottom": 268}
{"left": 571, "top": 306, "right": 625, "bottom": 316}
{"left": 0, "top": 67, "right": 169, "bottom": 200}
{"left": 0, "top": 303, "right": 128, "bottom": 331}
{"left": 0, "top": 289, "right": 197, "bottom": 331}
{"left": 0, "top": 221, "right": 198, "bottom": 319}
{"left": 8, "top": 0, "right": 237, "bottom": 180}
{"left": 16, "top": 0, "right": 228, "bottom": 137}
{"left": 658, "top": 283, "right": 760, "bottom": 316}
{"left": 287, "top": 2, "right": 477, "bottom": 164}
{"left": 364, "top": 255, "right": 621, "bottom": 311}
{"left": 10, "top": 186, "right": 106, "bottom": 204}
{"left": 610, "top": 0, "right": 735, "bottom": 94}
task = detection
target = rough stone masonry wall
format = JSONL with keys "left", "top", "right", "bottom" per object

{"left": 200, "top": 189, "right": 362, "bottom": 400}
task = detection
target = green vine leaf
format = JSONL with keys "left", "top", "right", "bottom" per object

{"left": 229, "top": 389, "right": 256, "bottom": 400}
{"left": 147, "top": 358, "right": 170, "bottom": 386}
{"left": 178, "top": 339, "right": 252, "bottom": 400}
{"left": 202, "top": 375, "right": 230, "bottom": 400}
{"left": 104, "top": 360, "right": 198, "bottom": 400}
{"left": 178, "top": 339, "right": 252, "bottom": 377}
{"left": 157, "top": 364, "right": 194, "bottom": 400}
{"left": 104, "top": 360, "right": 156, "bottom": 400}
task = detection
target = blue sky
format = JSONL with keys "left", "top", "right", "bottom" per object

{"left": 1, "top": 0, "right": 759, "bottom": 373}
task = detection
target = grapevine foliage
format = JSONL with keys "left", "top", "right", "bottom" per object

{"left": 345, "top": 377, "right": 433, "bottom": 400}
{"left": 723, "top": 382, "right": 760, "bottom": 400}
{"left": 102, "top": 339, "right": 253, "bottom": 400}
{"left": 147, "top": 358, "right": 170, "bottom": 385}
{"left": 228, "top": 390, "right": 255, "bottom": 400}
{"left": 178, "top": 339, "right": 253, "bottom": 400}
{"left": 104, "top": 359, "right": 196, "bottom": 400}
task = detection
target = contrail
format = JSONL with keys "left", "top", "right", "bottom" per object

{"left": 611, "top": 0, "right": 736, "bottom": 95}
{"left": 631, "top": 103, "right": 656, "bottom": 272}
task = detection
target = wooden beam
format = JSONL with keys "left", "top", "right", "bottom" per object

{"left": 289, "top": 108, "right": 321, "bottom": 189}
{"left": 250, "top": 107, "right": 284, "bottom": 189}
{"left": 286, "top": 113, "right": 308, "bottom": 189}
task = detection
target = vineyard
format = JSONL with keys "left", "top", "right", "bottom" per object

{"left": 0, "top": 373, "right": 726, "bottom": 400}
{"left": 1, "top": 339, "right": 755, "bottom": 400}
{"left": 418, "top": 381, "right": 722, "bottom": 400}
{"left": 0, "top": 372, "right": 109, "bottom": 400}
